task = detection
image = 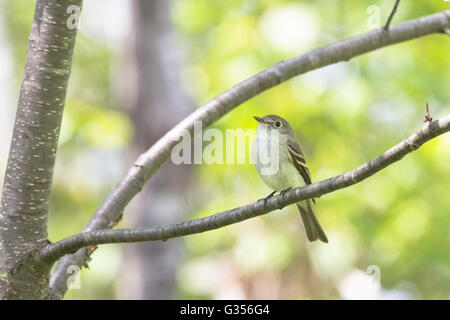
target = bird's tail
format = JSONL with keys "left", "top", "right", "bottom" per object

{"left": 296, "top": 200, "right": 328, "bottom": 243}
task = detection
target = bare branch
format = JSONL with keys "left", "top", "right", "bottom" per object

{"left": 384, "top": 0, "right": 401, "bottom": 31}
{"left": 49, "top": 10, "right": 450, "bottom": 298}
{"left": 40, "top": 114, "right": 450, "bottom": 263}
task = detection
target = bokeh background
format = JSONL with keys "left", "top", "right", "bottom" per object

{"left": 0, "top": 0, "right": 449, "bottom": 299}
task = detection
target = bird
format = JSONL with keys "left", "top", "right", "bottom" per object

{"left": 252, "top": 114, "right": 328, "bottom": 243}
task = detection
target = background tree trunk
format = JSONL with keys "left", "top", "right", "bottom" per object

{"left": 115, "top": 0, "right": 194, "bottom": 299}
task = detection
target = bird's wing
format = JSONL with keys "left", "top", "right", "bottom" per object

{"left": 287, "top": 137, "right": 313, "bottom": 187}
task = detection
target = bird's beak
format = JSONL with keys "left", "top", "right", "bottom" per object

{"left": 254, "top": 116, "right": 265, "bottom": 123}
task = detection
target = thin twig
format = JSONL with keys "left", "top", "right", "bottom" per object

{"left": 384, "top": 0, "right": 401, "bottom": 31}
{"left": 39, "top": 114, "right": 450, "bottom": 263}
{"left": 424, "top": 102, "right": 433, "bottom": 122}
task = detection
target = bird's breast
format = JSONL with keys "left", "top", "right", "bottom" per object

{"left": 252, "top": 136, "right": 304, "bottom": 191}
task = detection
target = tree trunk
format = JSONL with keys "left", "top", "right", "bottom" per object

{"left": 0, "top": 0, "right": 81, "bottom": 299}
{"left": 115, "top": 0, "right": 194, "bottom": 299}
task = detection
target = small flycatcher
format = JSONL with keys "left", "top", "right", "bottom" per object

{"left": 252, "top": 115, "right": 328, "bottom": 243}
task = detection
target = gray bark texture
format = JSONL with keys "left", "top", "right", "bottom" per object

{"left": 0, "top": 0, "right": 82, "bottom": 299}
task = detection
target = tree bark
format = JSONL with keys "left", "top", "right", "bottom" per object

{"left": 0, "top": 0, "right": 82, "bottom": 299}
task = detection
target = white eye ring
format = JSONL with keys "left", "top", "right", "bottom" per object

{"left": 274, "top": 121, "right": 282, "bottom": 128}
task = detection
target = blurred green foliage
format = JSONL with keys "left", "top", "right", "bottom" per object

{"left": 2, "top": 0, "right": 449, "bottom": 299}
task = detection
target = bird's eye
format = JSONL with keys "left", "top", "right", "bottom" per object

{"left": 274, "top": 121, "right": 282, "bottom": 128}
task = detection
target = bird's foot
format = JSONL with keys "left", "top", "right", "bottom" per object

{"left": 265, "top": 190, "right": 277, "bottom": 200}
{"left": 261, "top": 190, "right": 277, "bottom": 206}
{"left": 280, "top": 188, "right": 291, "bottom": 200}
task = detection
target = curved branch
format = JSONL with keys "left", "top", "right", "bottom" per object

{"left": 49, "top": 10, "right": 450, "bottom": 298}
{"left": 40, "top": 115, "right": 450, "bottom": 263}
